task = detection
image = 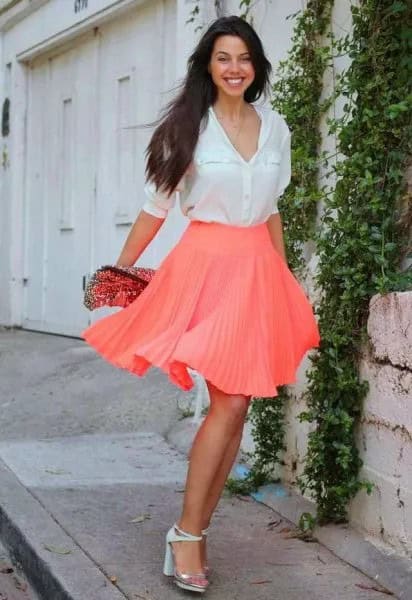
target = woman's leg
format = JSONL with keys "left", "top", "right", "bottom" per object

{"left": 199, "top": 385, "right": 252, "bottom": 529}
{"left": 171, "top": 383, "right": 249, "bottom": 574}
{"left": 197, "top": 384, "right": 252, "bottom": 568}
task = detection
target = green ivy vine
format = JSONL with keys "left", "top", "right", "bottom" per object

{"left": 298, "top": 0, "right": 412, "bottom": 524}
{"left": 271, "top": 0, "right": 335, "bottom": 271}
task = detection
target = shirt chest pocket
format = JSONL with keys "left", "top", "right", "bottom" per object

{"left": 259, "top": 151, "right": 282, "bottom": 189}
{"left": 257, "top": 151, "right": 282, "bottom": 195}
{"left": 262, "top": 150, "right": 282, "bottom": 167}
{"left": 195, "top": 150, "right": 239, "bottom": 168}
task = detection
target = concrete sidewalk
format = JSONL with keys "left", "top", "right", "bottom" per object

{"left": 0, "top": 329, "right": 401, "bottom": 599}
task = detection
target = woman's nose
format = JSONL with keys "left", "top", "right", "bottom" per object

{"left": 227, "top": 60, "right": 242, "bottom": 72}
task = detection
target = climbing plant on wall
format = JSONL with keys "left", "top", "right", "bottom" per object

{"left": 298, "top": 0, "right": 412, "bottom": 523}
{"left": 271, "top": 0, "right": 335, "bottom": 271}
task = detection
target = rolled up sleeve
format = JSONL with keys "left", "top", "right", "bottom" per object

{"left": 142, "top": 176, "right": 186, "bottom": 218}
{"left": 142, "top": 181, "right": 175, "bottom": 218}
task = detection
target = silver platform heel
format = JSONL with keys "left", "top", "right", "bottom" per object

{"left": 163, "top": 523, "right": 209, "bottom": 593}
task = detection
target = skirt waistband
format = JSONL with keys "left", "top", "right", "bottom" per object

{"left": 180, "top": 220, "right": 272, "bottom": 255}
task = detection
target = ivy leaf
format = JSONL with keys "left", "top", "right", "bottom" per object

{"left": 389, "top": 1, "right": 407, "bottom": 14}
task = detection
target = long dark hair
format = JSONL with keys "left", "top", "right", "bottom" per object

{"left": 145, "top": 16, "right": 272, "bottom": 196}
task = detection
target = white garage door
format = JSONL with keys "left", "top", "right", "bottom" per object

{"left": 23, "top": 1, "right": 183, "bottom": 336}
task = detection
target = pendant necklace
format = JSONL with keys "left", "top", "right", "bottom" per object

{"left": 215, "top": 107, "right": 246, "bottom": 152}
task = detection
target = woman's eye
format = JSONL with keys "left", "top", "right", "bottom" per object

{"left": 216, "top": 56, "right": 251, "bottom": 64}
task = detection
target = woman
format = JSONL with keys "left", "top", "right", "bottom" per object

{"left": 82, "top": 15, "right": 320, "bottom": 594}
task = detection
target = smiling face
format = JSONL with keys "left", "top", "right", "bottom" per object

{"left": 208, "top": 35, "right": 255, "bottom": 99}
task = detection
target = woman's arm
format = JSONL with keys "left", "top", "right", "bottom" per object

{"left": 116, "top": 209, "right": 165, "bottom": 267}
{"left": 266, "top": 212, "right": 288, "bottom": 264}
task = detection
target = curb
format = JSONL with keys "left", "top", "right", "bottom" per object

{"left": 0, "top": 458, "right": 127, "bottom": 600}
{"left": 233, "top": 466, "right": 412, "bottom": 600}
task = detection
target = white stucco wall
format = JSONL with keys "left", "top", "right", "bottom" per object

{"left": 350, "top": 291, "right": 412, "bottom": 558}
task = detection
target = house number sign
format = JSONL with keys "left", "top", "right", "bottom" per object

{"left": 74, "top": 0, "right": 88, "bottom": 13}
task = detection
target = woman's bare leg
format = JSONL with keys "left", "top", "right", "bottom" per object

{"left": 197, "top": 383, "right": 252, "bottom": 568}
{"left": 199, "top": 383, "right": 252, "bottom": 529}
{"left": 171, "top": 383, "right": 249, "bottom": 574}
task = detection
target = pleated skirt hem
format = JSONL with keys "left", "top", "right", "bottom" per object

{"left": 82, "top": 328, "right": 310, "bottom": 397}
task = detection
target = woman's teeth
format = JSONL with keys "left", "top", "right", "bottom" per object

{"left": 225, "top": 78, "right": 243, "bottom": 86}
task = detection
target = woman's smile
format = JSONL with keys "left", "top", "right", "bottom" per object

{"left": 208, "top": 35, "right": 255, "bottom": 97}
{"left": 224, "top": 77, "right": 245, "bottom": 87}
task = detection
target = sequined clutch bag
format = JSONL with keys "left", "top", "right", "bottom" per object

{"left": 83, "top": 265, "right": 156, "bottom": 311}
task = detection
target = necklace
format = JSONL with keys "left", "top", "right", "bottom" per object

{"left": 214, "top": 106, "right": 246, "bottom": 151}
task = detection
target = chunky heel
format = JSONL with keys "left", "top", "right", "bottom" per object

{"left": 163, "top": 541, "right": 175, "bottom": 576}
{"left": 163, "top": 523, "right": 209, "bottom": 593}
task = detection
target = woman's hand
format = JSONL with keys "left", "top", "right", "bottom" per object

{"left": 116, "top": 209, "right": 165, "bottom": 267}
{"left": 266, "top": 212, "right": 288, "bottom": 264}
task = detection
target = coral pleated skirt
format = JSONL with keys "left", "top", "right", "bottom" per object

{"left": 81, "top": 220, "right": 320, "bottom": 397}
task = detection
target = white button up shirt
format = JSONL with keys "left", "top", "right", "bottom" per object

{"left": 142, "top": 104, "right": 291, "bottom": 226}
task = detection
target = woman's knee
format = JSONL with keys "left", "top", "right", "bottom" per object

{"left": 206, "top": 381, "right": 250, "bottom": 428}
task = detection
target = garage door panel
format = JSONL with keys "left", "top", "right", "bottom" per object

{"left": 23, "top": 62, "right": 48, "bottom": 326}
{"left": 24, "top": 38, "right": 97, "bottom": 335}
